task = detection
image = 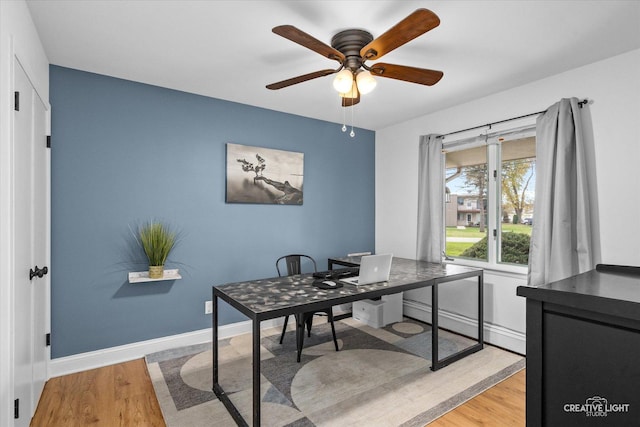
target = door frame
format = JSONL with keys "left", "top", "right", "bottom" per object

{"left": 0, "top": 47, "right": 51, "bottom": 427}
{"left": 1, "top": 3, "right": 51, "bottom": 425}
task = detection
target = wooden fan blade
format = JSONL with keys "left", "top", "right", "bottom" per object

{"left": 273, "top": 25, "right": 345, "bottom": 63}
{"left": 266, "top": 69, "right": 338, "bottom": 90}
{"left": 360, "top": 9, "right": 440, "bottom": 61}
{"left": 370, "top": 63, "right": 443, "bottom": 86}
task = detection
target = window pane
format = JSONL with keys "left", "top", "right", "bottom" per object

{"left": 499, "top": 137, "right": 535, "bottom": 265}
{"left": 444, "top": 147, "right": 488, "bottom": 261}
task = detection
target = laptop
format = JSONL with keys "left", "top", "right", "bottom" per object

{"left": 341, "top": 254, "right": 393, "bottom": 286}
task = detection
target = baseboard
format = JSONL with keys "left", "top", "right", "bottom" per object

{"left": 48, "top": 318, "right": 283, "bottom": 378}
{"left": 403, "top": 299, "right": 526, "bottom": 355}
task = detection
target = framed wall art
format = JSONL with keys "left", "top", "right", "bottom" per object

{"left": 226, "top": 143, "right": 304, "bottom": 205}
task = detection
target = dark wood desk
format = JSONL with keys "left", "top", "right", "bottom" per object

{"left": 212, "top": 257, "right": 483, "bottom": 426}
{"left": 517, "top": 264, "right": 640, "bottom": 426}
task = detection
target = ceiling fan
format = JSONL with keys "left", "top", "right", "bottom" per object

{"left": 266, "top": 8, "right": 444, "bottom": 107}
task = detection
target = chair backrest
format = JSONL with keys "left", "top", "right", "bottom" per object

{"left": 276, "top": 254, "right": 317, "bottom": 277}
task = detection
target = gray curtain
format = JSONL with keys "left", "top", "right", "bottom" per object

{"left": 528, "top": 98, "right": 594, "bottom": 286}
{"left": 417, "top": 134, "right": 444, "bottom": 262}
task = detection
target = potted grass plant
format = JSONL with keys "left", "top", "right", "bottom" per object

{"left": 137, "top": 220, "right": 178, "bottom": 279}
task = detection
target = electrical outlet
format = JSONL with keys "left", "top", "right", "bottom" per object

{"left": 205, "top": 300, "right": 213, "bottom": 314}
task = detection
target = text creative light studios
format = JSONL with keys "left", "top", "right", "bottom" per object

{"left": 563, "top": 396, "right": 630, "bottom": 418}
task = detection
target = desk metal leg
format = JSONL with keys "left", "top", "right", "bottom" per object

{"left": 212, "top": 292, "right": 250, "bottom": 426}
{"left": 252, "top": 318, "right": 261, "bottom": 426}
{"left": 477, "top": 273, "right": 484, "bottom": 346}
{"left": 431, "top": 272, "right": 484, "bottom": 371}
{"left": 431, "top": 283, "right": 439, "bottom": 367}
{"left": 213, "top": 293, "right": 218, "bottom": 384}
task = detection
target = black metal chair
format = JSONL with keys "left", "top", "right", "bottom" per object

{"left": 276, "top": 254, "right": 339, "bottom": 362}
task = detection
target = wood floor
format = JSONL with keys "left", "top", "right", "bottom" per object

{"left": 31, "top": 358, "right": 165, "bottom": 427}
{"left": 427, "top": 369, "right": 526, "bottom": 426}
{"left": 31, "top": 359, "right": 525, "bottom": 426}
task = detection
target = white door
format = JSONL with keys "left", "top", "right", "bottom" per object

{"left": 13, "top": 57, "right": 49, "bottom": 425}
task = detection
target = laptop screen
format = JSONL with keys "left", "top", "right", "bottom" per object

{"left": 342, "top": 254, "right": 393, "bottom": 285}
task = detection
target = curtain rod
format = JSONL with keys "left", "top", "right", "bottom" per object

{"left": 439, "top": 98, "right": 589, "bottom": 139}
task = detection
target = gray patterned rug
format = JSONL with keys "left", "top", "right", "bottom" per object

{"left": 146, "top": 317, "right": 524, "bottom": 426}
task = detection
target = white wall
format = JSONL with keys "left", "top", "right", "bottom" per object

{"left": 0, "top": 1, "right": 49, "bottom": 426}
{"left": 375, "top": 49, "right": 640, "bottom": 354}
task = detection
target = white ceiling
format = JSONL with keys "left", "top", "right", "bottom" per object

{"left": 26, "top": 0, "right": 640, "bottom": 131}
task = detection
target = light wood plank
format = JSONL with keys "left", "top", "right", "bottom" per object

{"left": 427, "top": 369, "right": 525, "bottom": 426}
{"left": 31, "top": 359, "right": 165, "bottom": 427}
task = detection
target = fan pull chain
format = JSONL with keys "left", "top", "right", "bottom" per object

{"left": 339, "top": 94, "right": 355, "bottom": 137}
{"left": 342, "top": 96, "right": 347, "bottom": 133}
{"left": 350, "top": 99, "right": 355, "bottom": 137}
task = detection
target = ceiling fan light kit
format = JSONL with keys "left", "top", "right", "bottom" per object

{"left": 339, "top": 82, "right": 359, "bottom": 99}
{"left": 267, "top": 8, "right": 444, "bottom": 134}
{"left": 355, "top": 70, "right": 376, "bottom": 95}
{"left": 332, "top": 69, "right": 354, "bottom": 93}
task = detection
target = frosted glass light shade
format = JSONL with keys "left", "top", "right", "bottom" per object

{"left": 356, "top": 70, "right": 376, "bottom": 94}
{"left": 339, "top": 82, "right": 358, "bottom": 98}
{"left": 333, "top": 69, "right": 354, "bottom": 93}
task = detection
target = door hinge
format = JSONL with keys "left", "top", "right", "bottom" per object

{"left": 14, "top": 398, "right": 19, "bottom": 419}
{"left": 14, "top": 92, "right": 19, "bottom": 111}
{"left": 46, "top": 135, "right": 51, "bottom": 148}
{"left": 46, "top": 333, "right": 51, "bottom": 346}
{"left": 493, "top": 170, "right": 497, "bottom": 178}
{"left": 493, "top": 229, "right": 497, "bottom": 237}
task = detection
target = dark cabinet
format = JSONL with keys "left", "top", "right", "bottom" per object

{"left": 517, "top": 265, "right": 640, "bottom": 427}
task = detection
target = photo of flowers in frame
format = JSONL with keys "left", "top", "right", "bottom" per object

{"left": 226, "top": 143, "right": 304, "bottom": 205}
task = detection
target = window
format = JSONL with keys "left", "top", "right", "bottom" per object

{"left": 444, "top": 126, "right": 535, "bottom": 270}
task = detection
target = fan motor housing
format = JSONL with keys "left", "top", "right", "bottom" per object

{"left": 331, "top": 29, "right": 373, "bottom": 71}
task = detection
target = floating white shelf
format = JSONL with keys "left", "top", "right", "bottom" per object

{"left": 128, "top": 268, "right": 181, "bottom": 283}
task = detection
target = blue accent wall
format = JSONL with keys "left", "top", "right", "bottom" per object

{"left": 50, "top": 66, "right": 375, "bottom": 358}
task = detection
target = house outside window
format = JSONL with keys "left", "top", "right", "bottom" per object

{"left": 443, "top": 126, "right": 536, "bottom": 270}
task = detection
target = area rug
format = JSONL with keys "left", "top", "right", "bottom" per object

{"left": 146, "top": 317, "right": 524, "bottom": 427}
